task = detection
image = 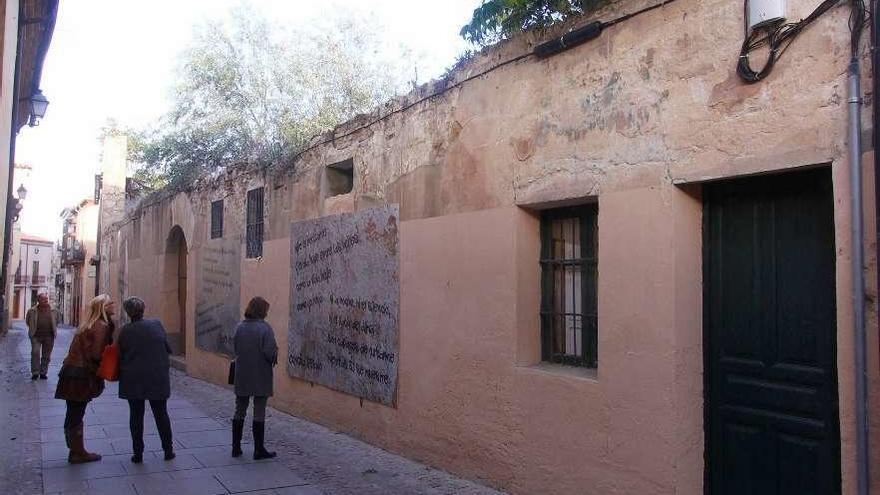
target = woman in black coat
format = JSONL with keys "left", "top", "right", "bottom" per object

{"left": 117, "top": 297, "right": 175, "bottom": 463}
{"left": 231, "top": 296, "right": 278, "bottom": 460}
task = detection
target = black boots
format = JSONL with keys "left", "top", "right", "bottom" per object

{"left": 252, "top": 421, "right": 276, "bottom": 460}
{"left": 231, "top": 419, "right": 244, "bottom": 457}
{"left": 231, "top": 418, "right": 276, "bottom": 460}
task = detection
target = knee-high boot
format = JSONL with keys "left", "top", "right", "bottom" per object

{"left": 231, "top": 419, "right": 244, "bottom": 457}
{"left": 67, "top": 424, "right": 101, "bottom": 464}
{"left": 252, "top": 421, "right": 276, "bottom": 460}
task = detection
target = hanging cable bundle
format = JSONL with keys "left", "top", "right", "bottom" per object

{"left": 737, "top": 0, "right": 864, "bottom": 83}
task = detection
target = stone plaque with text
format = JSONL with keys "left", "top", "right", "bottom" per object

{"left": 288, "top": 204, "right": 399, "bottom": 406}
{"left": 195, "top": 238, "right": 241, "bottom": 356}
{"left": 118, "top": 240, "right": 129, "bottom": 326}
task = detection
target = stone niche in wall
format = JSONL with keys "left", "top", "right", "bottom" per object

{"left": 195, "top": 238, "right": 241, "bottom": 356}
{"left": 288, "top": 204, "right": 400, "bottom": 406}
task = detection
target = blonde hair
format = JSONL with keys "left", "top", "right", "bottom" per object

{"left": 77, "top": 294, "right": 112, "bottom": 334}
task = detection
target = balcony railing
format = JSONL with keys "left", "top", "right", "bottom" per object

{"left": 14, "top": 275, "right": 46, "bottom": 285}
{"left": 61, "top": 246, "right": 85, "bottom": 266}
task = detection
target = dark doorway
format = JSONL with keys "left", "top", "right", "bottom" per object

{"left": 165, "top": 226, "right": 188, "bottom": 356}
{"left": 703, "top": 167, "right": 840, "bottom": 495}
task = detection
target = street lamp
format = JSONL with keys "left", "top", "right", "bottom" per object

{"left": 27, "top": 89, "right": 48, "bottom": 127}
{"left": 12, "top": 184, "right": 26, "bottom": 222}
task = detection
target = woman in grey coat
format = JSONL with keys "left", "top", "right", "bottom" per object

{"left": 117, "top": 297, "right": 175, "bottom": 463}
{"left": 231, "top": 296, "right": 278, "bottom": 460}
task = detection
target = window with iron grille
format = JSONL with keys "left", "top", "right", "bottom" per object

{"left": 540, "top": 204, "right": 598, "bottom": 368}
{"left": 210, "top": 199, "right": 224, "bottom": 239}
{"left": 131, "top": 218, "right": 141, "bottom": 259}
{"left": 246, "top": 188, "right": 264, "bottom": 258}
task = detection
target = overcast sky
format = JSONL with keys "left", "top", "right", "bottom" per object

{"left": 14, "top": 0, "right": 480, "bottom": 240}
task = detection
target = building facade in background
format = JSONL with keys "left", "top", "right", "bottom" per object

{"left": 11, "top": 232, "right": 51, "bottom": 317}
{"left": 0, "top": 0, "right": 58, "bottom": 333}
{"left": 57, "top": 199, "right": 96, "bottom": 326}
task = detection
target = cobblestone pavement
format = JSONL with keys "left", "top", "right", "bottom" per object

{"left": 1, "top": 322, "right": 506, "bottom": 495}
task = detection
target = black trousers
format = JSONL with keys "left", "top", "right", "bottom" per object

{"left": 128, "top": 399, "right": 173, "bottom": 454}
{"left": 63, "top": 400, "right": 88, "bottom": 430}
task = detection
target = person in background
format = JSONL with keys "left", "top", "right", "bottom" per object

{"left": 55, "top": 294, "right": 115, "bottom": 464}
{"left": 117, "top": 297, "right": 175, "bottom": 463}
{"left": 26, "top": 293, "right": 57, "bottom": 380}
{"left": 231, "top": 296, "right": 278, "bottom": 460}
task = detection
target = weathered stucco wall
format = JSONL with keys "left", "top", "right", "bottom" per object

{"left": 102, "top": 1, "right": 880, "bottom": 493}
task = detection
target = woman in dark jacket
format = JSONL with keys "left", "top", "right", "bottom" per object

{"left": 55, "top": 294, "right": 115, "bottom": 464}
{"left": 117, "top": 297, "right": 175, "bottom": 463}
{"left": 231, "top": 296, "right": 278, "bottom": 460}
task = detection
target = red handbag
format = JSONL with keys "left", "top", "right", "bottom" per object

{"left": 97, "top": 344, "right": 119, "bottom": 381}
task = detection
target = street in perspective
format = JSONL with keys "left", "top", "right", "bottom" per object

{"left": 1, "top": 0, "right": 879, "bottom": 494}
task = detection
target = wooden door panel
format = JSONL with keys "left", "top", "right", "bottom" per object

{"left": 704, "top": 168, "right": 840, "bottom": 495}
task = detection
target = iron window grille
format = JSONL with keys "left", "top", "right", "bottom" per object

{"left": 540, "top": 204, "right": 598, "bottom": 368}
{"left": 131, "top": 218, "right": 141, "bottom": 259}
{"left": 210, "top": 199, "right": 224, "bottom": 239}
{"left": 246, "top": 187, "right": 264, "bottom": 258}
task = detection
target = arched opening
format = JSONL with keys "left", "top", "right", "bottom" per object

{"left": 164, "top": 226, "right": 188, "bottom": 357}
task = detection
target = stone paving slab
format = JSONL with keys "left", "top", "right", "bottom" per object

{"left": 40, "top": 425, "right": 106, "bottom": 443}
{"left": 213, "top": 462, "right": 309, "bottom": 493}
{"left": 42, "top": 453, "right": 132, "bottom": 470}
{"left": 119, "top": 452, "right": 202, "bottom": 475}
{"left": 42, "top": 438, "right": 115, "bottom": 461}
{"left": 175, "top": 444, "right": 260, "bottom": 468}
{"left": 109, "top": 434, "right": 184, "bottom": 454}
{"left": 175, "top": 428, "right": 233, "bottom": 449}
{"left": 42, "top": 480, "right": 98, "bottom": 495}
{"left": 87, "top": 471, "right": 171, "bottom": 494}
{"left": 239, "top": 488, "right": 323, "bottom": 495}
{"left": 136, "top": 472, "right": 229, "bottom": 495}
{"left": 41, "top": 458, "right": 127, "bottom": 486}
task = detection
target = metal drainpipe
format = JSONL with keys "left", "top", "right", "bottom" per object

{"left": 848, "top": 45, "right": 870, "bottom": 495}
{"left": 868, "top": 0, "right": 880, "bottom": 493}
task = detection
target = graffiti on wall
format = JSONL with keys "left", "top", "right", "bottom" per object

{"left": 288, "top": 204, "right": 400, "bottom": 406}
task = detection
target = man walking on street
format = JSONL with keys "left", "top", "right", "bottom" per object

{"left": 26, "top": 293, "right": 57, "bottom": 380}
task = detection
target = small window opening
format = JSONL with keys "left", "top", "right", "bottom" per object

{"left": 246, "top": 187, "right": 264, "bottom": 258}
{"left": 325, "top": 158, "right": 354, "bottom": 197}
{"left": 210, "top": 199, "right": 224, "bottom": 239}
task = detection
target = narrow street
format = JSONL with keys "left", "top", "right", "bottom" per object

{"left": 0, "top": 322, "right": 504, "bottom": 495}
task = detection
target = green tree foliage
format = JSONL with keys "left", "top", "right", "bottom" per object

{"left": 460, "top": 0, "right": 611, "bottom": 47}
{"left": 135, "top": 7, "right": 411, "bottom": 187}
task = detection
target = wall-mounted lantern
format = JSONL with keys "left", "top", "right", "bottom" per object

{"left": 27, "top": 89, "right": 49, "bottom": 127}
{"left": 12, "top": 184, "right": 26, "bottom": 222}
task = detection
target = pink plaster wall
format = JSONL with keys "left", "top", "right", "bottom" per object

{"left": 153, "top": 200, "right": 707, "bottom": 494}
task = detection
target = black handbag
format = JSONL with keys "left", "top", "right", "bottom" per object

{"left": 227, "top": 360, "right": 235, "bottom": 385}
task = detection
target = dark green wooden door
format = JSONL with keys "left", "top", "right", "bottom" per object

{"left": 704, "top": 168, "right": 840, "bottom": 495}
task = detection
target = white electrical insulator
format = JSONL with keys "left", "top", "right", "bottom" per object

{"left": 748, "top": 0, "right": 787, "bottom": 32}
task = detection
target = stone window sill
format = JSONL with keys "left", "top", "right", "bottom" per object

{"left": 518, "top": 362, "right": 598, "bottom": 382}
